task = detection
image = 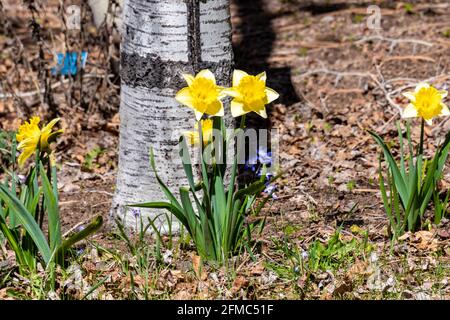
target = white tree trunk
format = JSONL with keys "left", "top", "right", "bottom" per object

{"left": 112, "top": 0, "right": 233, "bottom": 232}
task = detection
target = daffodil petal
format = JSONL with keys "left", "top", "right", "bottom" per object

{"left": 415, "top": 83, "right": 430, "bottom": 93}
{"left": 256, "top": 71, "right": 267, "bottom": 83}
{"left": 230, "top": 100, "right": 247, "bottom": 118}
{"left": 197, "top": 69, "right": 216, "bottom": 83}
{"left": 440, "top": 90, "right": 448, "bottom": 99}
{"left": 17, "top": 137, "right": 38, "bottom": 150}
{"left": 402, "top": 92, "right": 416, "bottom": 102}
{"left": 440, "top": 103, "right": 450, "bottom": 116}
{"left": 194, "top": 111, "right": 204, "bottom": 121}
{"left": 222, "top": 88, "right": 240, "bottom": 98}
{"left": 232, "top": 70, "right": 248, "bottom": 87}
{"left": 265, "top": 87, "right": 279, "bottom": 103}
{"left": 18, "top": 148, "right": 34, "bottom": 167}
{"left": 426, "top": 119, "right": 433, "bottom": 125}
{"left": 255, "top": 108, "right": 268, "bottom": 119}
{"left": 182, "top": 74, "right": 195, "bottom": 86}
{"left": 29, "top": 116, "right": 41, "bottom": 126}
{"left": 41, "top": 118, "right": 60, "bottom": 137}
{"left": 402, "top": 104, "right": 418, "bottom": 118}
{"left": 175, "top": 87, "right": 193, "bottom": 108}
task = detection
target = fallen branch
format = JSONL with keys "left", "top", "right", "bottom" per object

{"left": 355, "top": 35, "right": 433, "bottom": 54}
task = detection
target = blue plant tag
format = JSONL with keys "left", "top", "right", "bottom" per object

{"left": 52, "top": 51, "right": 87, "bottom": 76}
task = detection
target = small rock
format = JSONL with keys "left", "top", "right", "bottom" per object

{"left": 415, "top": 291, "right": 431, "bottom": 300}
{"left": 321, "top": 15, "right": 335, "bottom": 23}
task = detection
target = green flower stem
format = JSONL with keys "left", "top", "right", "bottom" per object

{"left": 419, "top": 118, "right": 425, "bottom": 156}
{"left": 239, "top": 114, "right": 246, "bottom": 130}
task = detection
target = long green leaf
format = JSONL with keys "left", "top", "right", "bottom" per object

{"left": 54, "top": 215, "right": 103, "bottom": 265}
{"left": 39, "top": 163, "right": 61, "bottom": 251}
{"left": 214, "top": 175, "right": 226, "bottom": 236}
{"left": 368, "top": 130, "right": 408, "bottom": 204}
{"left": 0, "top": 185, "right": 51, "bottom": 265}
{"left": 148, "top": 148, "right": 183, "bottom": 213}
{"left": 129, "top": 201, "right": 189, "bottom": 233}
{"left": 234, "top": 181, "right": 266, "bottom": 200}
{"left": 0, "top": 214, "right": 26, "bottom": 268}
{"left": 179, "top": 136, "right": 196, "bottom": 191}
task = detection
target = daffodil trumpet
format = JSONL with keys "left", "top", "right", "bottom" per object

{"left": 184, "top": 119, "right": 214, "bottom": 147}
{"left": 175, "top": 70, "right": 225, "bottom": 121}
{"left": 16, "top": 116, "right": 63, "bottom": 167}
{"left": 401, "top": 83, "right": 449, "bottom": 156}
{"left": 223, "top": 70, "right": 279, "bottom": 119}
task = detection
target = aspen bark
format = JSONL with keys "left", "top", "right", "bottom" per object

{"left": 112, "top": 0, "right": 233, "bottom": 231}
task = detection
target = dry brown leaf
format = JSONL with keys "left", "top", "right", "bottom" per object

{"left": 398, "top": 232, "right": 411, "bottom": 241}
{"left": 132, "top": 274, "right": 146, "bottom": 287}
{"left": 231, "top": 276, "right": 249, "bottom": 294}
{"left": 412, "top": 231, "right": 438, "bottom": 251}
{"left": 346, "top": 259, "right": 370, "bottom": 280}
{"left": 437, "top": 229, "right": 450, "bottom": 239}
{"left": 250, "top": 263, "right": 265, "bottom": 275}
{"left": 333, "top": 281, "right": 353, "bottom": 297}
{"left": 192, "top": 254, "right": 207, "bottom": 280}
{"left": 0, "top": 288, "right": 13, "bottom": 300}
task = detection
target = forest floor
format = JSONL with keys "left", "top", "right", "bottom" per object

{"left": 1, "top": 0, "right": 450, "bottom": 299}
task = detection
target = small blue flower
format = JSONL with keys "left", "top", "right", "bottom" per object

{"left": 264, "top": 184, "right": 276, "bottom": 195}
{"left": 76, "top": 248, "right": 84, "bottom": 256}
{"left": 131, "top": 208, "right": 141, "bottom": 218}
{"left": 257, "top": 169, "right": 274, "bottom": 180}
{"left": 301, "top": 251, "right": 309, "bottom": 260}
{"left": 17, "top": 174, "right": 27, "bottom": 185}
{"left": 257, "top": 147, "right": 272, "bottom": 165}
{"left": 244, "top": 162, "right": 257, "bottom": 172}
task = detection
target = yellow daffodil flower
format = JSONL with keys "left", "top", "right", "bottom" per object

{"left": 402, "top": 83, "right": 449, "bottom": 125}
{"left": 223, "top": 70, "right": 279, "bottom": 118}
{"left": 175, "top": 69, "right": 225, "bottom": 121}
{"left": 16, "top": 116, "right": 63, "bottom": 167}
{"left": 184, "top": 119, "right": 213, "bottom": 146}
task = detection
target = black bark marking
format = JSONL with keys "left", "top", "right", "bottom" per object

{"left": 121, "top": 52, "right": 230, "bottom": 89}
{"left": 186, "top": 0, "right": 202, "bottom": 72}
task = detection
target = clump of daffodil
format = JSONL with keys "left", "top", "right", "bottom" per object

{"left": 402, "top": 83, "right": 449, "bottom": 125}
{"left": 370, "top": 82, "right": 450, "bottom": 238}
{"left": 175, "top": 69, "right": 225, "bottom": 121}
{"left": 184, "top": 118, "right": 213, "bottom": 146}
{"left": 16, "top": 116, "right": 63, "bottom": 167}
{"left": 224, "top": 70, "right": 279, "bottom": 118}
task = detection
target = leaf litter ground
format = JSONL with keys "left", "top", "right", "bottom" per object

{"left": 0, "top": 0, "right": 449, "bottom": 299}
